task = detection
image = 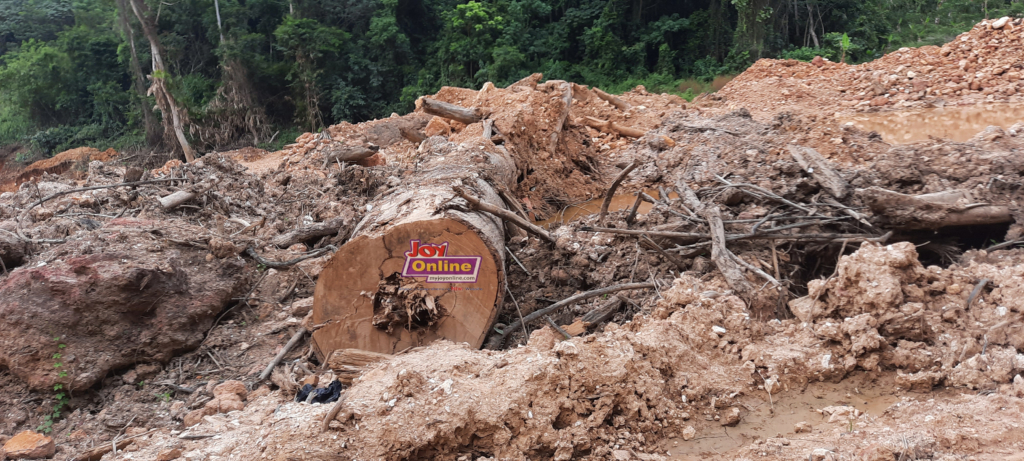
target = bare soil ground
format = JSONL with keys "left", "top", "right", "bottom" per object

{"left": 2, "top": 18, "right": 1024, "bottom": 461}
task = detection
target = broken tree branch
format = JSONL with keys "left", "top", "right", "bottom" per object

{"left": 421, "top": 98, "right": 487, "bottom": 124}
{"left": 158, "top": 175, "right": 220, "bottom": 210}
{"left": 485, "top": 282, "right": 656, "bottom": 349}
{"left": 321, "top": 391, "right": 349, "bottom": 432}
{"left": 259, "top": 327, "right": 307, "bottom": 381}
{"left": 453, "top": 186, "right": 555, "bottom": 243}
{"left": 584, "top": 116, "right": 646, "bottom": 138}
{"left": 592, "top": 87, "right": 631, "bottom": 111}
{"left": 598, "top": 161, "right": 639, "bottom": 224}
{"left": 625, "top": 190, "right": 645, "bottom": 225}
{"left": 271, "top": 216, "right": 349, "bottom": 248}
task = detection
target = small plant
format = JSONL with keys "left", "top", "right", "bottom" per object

{"left": 137, "top": 380, "right": 146, "bottom": 388}
{"left": 157, "top": 391, "right": 173, "bottom": 402}
{"left": 840, "top": 33, "right": 852, "bottom": 64}
{"left": 38, "top": 337, "right": 70, "bottom": 434}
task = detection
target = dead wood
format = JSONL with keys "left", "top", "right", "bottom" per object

{"left": 321, "top": 391, "right": 349, "bottom": 432}
{"left": 259, "top": 327, "right": 307, "bottom": 381}
{"left": 454, "top": 186, "right": 555, "bottom": 243}
{"left": 507, "top": 73, "right": 542, "bottom": 91}
{"left": 580, "top": 296, "right": 624, "bottom": 325}
{"left": 680, "top": 183, "right": 779, "bottom": 316}
{"left": 544, "top": 80, "right": 573, "bottom": 155}
{"left": 158, "top": 176, "right": 220, "bottom": 210}
{"left": 592, "top": 87, "right": 631, "bottom": 111}
{"left": 580, "top": 226, "right": 704, "bottom": 241}
{"left": 584, "top": 116, "right": 646, "bottom": 138}
{"left": 244, "top": 245, "right": 336, "bottom": 268}
{"left": 271, "top": 216, "right": 349, "bottom": 248}
{"left": 485, "top": 282, "right": 656, "bottom": 349}
{"left": 321, "top": 144, "right": 379, "bottom": 168}
{"left": 640, "top": 235, "right": 688, "bottom": 271}
{"left": 625, "top": 190, "right": 646, "bottom": 225}
{"left": 857, "top": 187, "right": 1012, "bottom": 229}
{"left": 399, "top": 126, "right": 427, "bottom": 144}
{"left": 597, "top": 161, "right": 639, "bottom": 224}
{"left": 421, "top": 98, "right": 487, "bottom": 124}
{"left": 326, "top": 348, "right": 392, "bottom": 384}
{"left": 787, "top": 145, "right": 850, "bottom": 198}
{"left": 70, "top": 439, "right": 133, "bottom": 461}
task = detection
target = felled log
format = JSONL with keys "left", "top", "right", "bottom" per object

{"left": 271, "top": 215, "right": 350, "bottom": 248}
{"left": 325, "top": 348, "right": 392, "bottom": 384}
{"left": 787, "top": 145, "right": 849, "bottom": 198}
{"left": 420, "top": 98, "right": 487, "bottom": 124}
{"left": 157, "top": 176, "right": 219, "bottom": 210}
{"left": 584, "top": 116, "right": 646, "bottom": 138}
{"left": 857, "top": 187, "right": 1012, "bottom": 229}
{"left": 312, "top": 121, "right": 516, "bottom": 357}
{"left": 321, "top": 143, "right": 379, "bottom": 168}
{"left": 592, "top": 87, "right": 631, "bottom": 111}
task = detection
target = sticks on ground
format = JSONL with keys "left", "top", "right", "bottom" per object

{"left": 598, "top": 161, "right": 639, "bottom": 224}
{"left": 321, "top": 391, "right": 349, "bottom": 432}
{"left": 259, "top": 328, "right": 308, "bottom": 381}
{"left": 453, "top": 186, "right": 555, "bottom": 243}
{"left": 485, "top": 282, "right": 656, "bottom": 349}
{"left": 158, "top": 175, "right": 220, "bottom": 210}
{"left": 244, "top": 245, "right": 337, "bottom": 268}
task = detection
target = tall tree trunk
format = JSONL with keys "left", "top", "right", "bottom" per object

{"left": 115, "top": 0, "right": 161, "bottom": 146}
{"left": 126, "top": 0, "right": 196, "bottom": 162}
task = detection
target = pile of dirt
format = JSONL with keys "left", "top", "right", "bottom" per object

{"left": 0, "top": 146, "right": 118, "bottom": 192}
{"left": 714, "top": 17, "right": 1024, "bottom": 118}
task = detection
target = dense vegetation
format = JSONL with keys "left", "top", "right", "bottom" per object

{"left": 1, "top": 0, "right": 1022, "bottom": 158}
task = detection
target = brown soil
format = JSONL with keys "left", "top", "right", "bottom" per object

{"left": 2, "top": 17, "right": 1024, "bottom": 461}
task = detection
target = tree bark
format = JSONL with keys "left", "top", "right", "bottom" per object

{"left": 115, "top": 0, "right": 160, "bottom": 146}
{"left": 787, "top": 145, "right": 850, "bottom": 198}
{"left": 857, "top": 187, "right": 1012, "bottom": 230}
{"left": 127, "top": 0, "right": 196, "bottom": 162}
{"left": 311, "top": 134, "right": 515, "bottom": 358}
{"left": 420, "top": 98, "right": 487, "bottom": 124}
{"left": 271, "top": 216, "right": 350, "bottom": 248}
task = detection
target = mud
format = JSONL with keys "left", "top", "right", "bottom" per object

{"left": 843, "top": 103, "right": 1024, "bottom": 144}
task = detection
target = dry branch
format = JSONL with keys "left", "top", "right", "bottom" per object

{"left": 421, "top": 98, "right": 487, "bottom": 124}
{"left": 787, "top": 145, "right": 850, "bottom": 198}
{"left": 592, "top": 87, "right": 631, "bottom": 111}
{"left": 454, "top": 186, "right": 555, "bottom": 243}
{"left": 584, "top": 116, "right": 646, "bottom": 138}
{"left": 259, "top": 328, "right": 307, "bottom": 381}
{"left": 245, "top": 245, "right": 336, "bottom": 268}
{"left": 598, "top": 161, "right": 639, "bottom": 224}
{"left": 485, "top": 282, "right": 656, "bottom": 349}
{"left": 271, "top": 216, "right": 349, "bottom": 248}
{"left": 158, "top": 176, "right": 220, "bottom": 210}
{"left": 399, "top": 126, "right": 427, "bottom": 144}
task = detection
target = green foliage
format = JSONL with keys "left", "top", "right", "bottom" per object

{"left": 38, "top": 337, "right": 69, "bottom": 434}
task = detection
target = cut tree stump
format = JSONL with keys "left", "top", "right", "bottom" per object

{"left": 312, "top": 130, "right": 515, "bottom": 357}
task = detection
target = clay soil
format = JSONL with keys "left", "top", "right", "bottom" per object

{"left": 3, "top": 18, "right": 1024, "bottom": 461}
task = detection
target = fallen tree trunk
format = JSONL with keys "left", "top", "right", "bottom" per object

{"left": 857, "top": 187, "right": 1012, "bottom": 229}
{"left": 320, "top": 143, "right": 379, "bottom": 167}
{"left": 592, "top": 87, "right": 631, "bottom": 111}
{"left": 420, "top": 98, "right": 487, "bottom": 124}
{"left": 312, "top": 133, "right": 516, "bottom": 357}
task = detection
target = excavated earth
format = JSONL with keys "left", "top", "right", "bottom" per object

{"left": 2, "top": 18, "right": 1024, "bottom": 461}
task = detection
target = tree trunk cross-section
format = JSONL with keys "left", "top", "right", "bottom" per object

{"left": 311, "top": 137, "right": 514, "bottom": 358}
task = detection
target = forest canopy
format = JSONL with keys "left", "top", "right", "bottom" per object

{"left": 1, "top": 0, "right": 1021, "bottom": 157}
